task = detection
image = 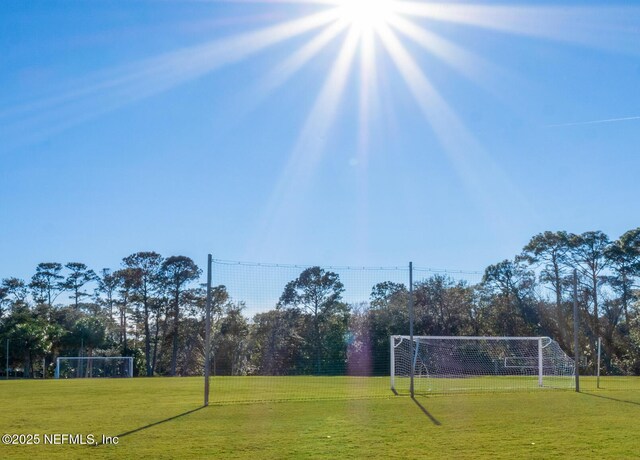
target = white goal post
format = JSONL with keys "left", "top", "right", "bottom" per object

{"left": 54, "top": 357, "right": 133, "bottom": 379}
{"left": 391, "top": 336, "right": 575, "bottom": 394}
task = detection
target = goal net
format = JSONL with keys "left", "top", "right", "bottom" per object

{"left": 54, "top": 357, "right": 133, "bottom": 379}
{"left": 391, "top": 336, "right": 575, "bottom": 394}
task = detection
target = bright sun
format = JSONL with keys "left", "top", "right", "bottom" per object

{"left": 336, "top": 0, "right": 398, "bottom": 32}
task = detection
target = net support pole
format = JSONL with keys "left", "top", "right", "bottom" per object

{"left": 597, "top": 337, "right": 602, "bottom": 389}
{"left": 204, "top": 254, "right": 213, "bottom": 407}
{"left": 54, "top": 358, "right": 60, "bottom": 379}
{"left": 538, "top": 337, "right": 543, "bottom": 387}
{"left": 390, "top": 336, "right": 395, "bottom": 391}
{"left": 573, "top": 269, "right": 580, "bottom": 392}
{"left": 5, "top": 338, "right": 8, "bottom": 380}
{"left": 409, "top": 262, "right": 414, "bottom": 398}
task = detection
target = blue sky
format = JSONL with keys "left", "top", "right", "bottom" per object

{"left": 1, "top": 0, "right": 639, "bottom": 282}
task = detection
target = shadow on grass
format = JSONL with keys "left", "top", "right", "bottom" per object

{"left": 95, "top": 406, "right": 205, "bottom": 446}
{"left": 411, "top": 397, "right": 442, "bottom": 426}
{"left": 581, "top": 391, "right": 640, "bottom": 407}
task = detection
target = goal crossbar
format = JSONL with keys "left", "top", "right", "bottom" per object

{"left": 393, "top": 336, "right": 551, "bottom": 341}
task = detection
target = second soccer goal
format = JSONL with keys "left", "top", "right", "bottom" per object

{"left": 54, "top": 356, "right": 134, "bottom": 379}
{"left": 391, "top": 336, "right": 575, "bottom": 394}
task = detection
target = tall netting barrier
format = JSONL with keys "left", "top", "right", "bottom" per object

{"left": 210, "top": 261, "right": 409, "bottom": 403}
{"left": 391, "top": 336, "right": 575, "bottom": 394}
{"left": 209, "top": 260, "right": 487, "bottom": 403}
{"left": 208, "top": 258, "right": 640, "bottom": 402}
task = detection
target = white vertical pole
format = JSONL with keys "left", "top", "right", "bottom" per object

{"left": 538, "top": 337, "right": 543, "bottom": 387}
{"left": 54, "top": 358, "right": 60, "bottom": 379}
{"left": 204, "top": 254, "right": 212, "bottom": 407}
{"left": 597, "top": 337, "right": 602, "bottom": 389}
{"left": 129, "top": 357, "right": 134, "bottom": 378}
{"left": 409, "top": 262, "right": 414, "bottom": 398}
{"left": 390, "top": 336, "right": 395, "bottom": 391}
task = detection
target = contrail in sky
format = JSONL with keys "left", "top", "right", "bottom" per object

{"left": 548, "top": 116, "right": 640, "bottom": 128}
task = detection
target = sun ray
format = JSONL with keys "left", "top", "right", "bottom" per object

{"left": 386, "top": 15, "right": 512, "bottom": 97}
{"left": 249, "top": 27, "right": 361, "bottom": 257}
{"left": 199, "top": 0, "right": 339, "bottom": 4}
{"left": 394, "top": 2, "right": 640, "bottom": 53}
{"left": 215, "top": 20, "right": 350, "bottom": 133}
{"left": 287, "top": 26, "right": 360, "bottom": 172}
{"left": 377, "top": 23, "right": 472, "bottom": 157}
{"left": 1, "top": 8, "right": 343, "bottom": 149}
{"left": 376, "top": 23, "right": 531, "bottom": 233}
{"left": 356, "top": 28, "right": 378, "bottom": 166}
{"left": 259, "top": 19, "right": 350, "bottom": 95}
{"left": 352, "top": 28, "right": 379, "bottom": 258}
{"left": 2, "top": 8, "right": 341, "bottom": 119}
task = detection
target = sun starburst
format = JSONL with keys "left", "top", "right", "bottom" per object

{"left": 3, "top": 0, "right": 635, "bottom": 255}
{"left": 336, "top": 0, "right": 399, "bottom": 32}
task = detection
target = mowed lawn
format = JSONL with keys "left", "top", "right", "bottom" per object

{"left": 0, "top": 377, "right": 639, "bottom": 459}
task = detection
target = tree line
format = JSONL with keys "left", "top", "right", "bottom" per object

{"left": 0, "top": 228, "right": 638, "bottom": 378}
{"left": 0, "top": 253, "right": 202, "bottom": 377}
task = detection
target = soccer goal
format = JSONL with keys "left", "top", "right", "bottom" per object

{"left": 54, "top": 357, "right": 133, "bottom": 379}
{"left": 391, "top": 336, "right": 575, "bottom": 394}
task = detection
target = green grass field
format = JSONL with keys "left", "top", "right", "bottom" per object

{"left": 1, "top": 377, "right": 639, "bottom": 459}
